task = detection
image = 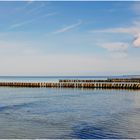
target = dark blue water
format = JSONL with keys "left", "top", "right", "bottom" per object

{"left": 0, "top": 87, "right": 140, "bottom": 138}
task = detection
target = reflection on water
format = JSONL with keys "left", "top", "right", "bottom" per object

{"left": 0, "top": 87, "right": 140, "bottom": 138}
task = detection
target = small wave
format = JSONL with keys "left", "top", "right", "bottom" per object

{"left": 71, "top": 122, "right": 124, "bottom": 139}
{"left": 0, "top": 102, "right": 35, "bottom": 112}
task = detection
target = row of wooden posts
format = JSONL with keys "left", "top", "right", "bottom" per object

{"left": 59, "top": 79, "right": 140, "bottom": 83}
{"left": 0, "top": 82, "right": 140, "bottom": 89}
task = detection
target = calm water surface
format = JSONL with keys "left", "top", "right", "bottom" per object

{"left": 0, "top": 87, "right": 140, "bottom": 138}
{"left": 0, "top": 76, "right": 108, "bottom": 82}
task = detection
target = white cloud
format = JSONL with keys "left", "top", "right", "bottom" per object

{"left": 101, "top": 42, "right": 128, "bottom": 52}
{"left": 110, "top": 52, "right": 128, "bottom": 58}
{"left": 133, "top": 34, "right": 140, "bottom": 48}
{"left": 90, "top": 20, "right": 140, "bottom": 49}
{"left": 100, "top": 42, "right": 129, "bottom": 58}
{"left": 53, "top": 20, "right": 82, "bottom": 34}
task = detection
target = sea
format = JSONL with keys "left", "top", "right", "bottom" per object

{"left": 0, "top": 76, "right": 140, "bottom": 139}
{"left": 0, "top": 76, "right": 109, "bottom": 82}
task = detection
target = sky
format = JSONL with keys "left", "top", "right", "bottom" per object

{"left": 0, "top": 1, "right": 140, "bottom": 76}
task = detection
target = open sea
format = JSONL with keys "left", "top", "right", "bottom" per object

{"left": 0, "top": 76, "right": 140, "bottom": 139}
{"left": 0, "top": 76, "right": 108, "bottom": 83}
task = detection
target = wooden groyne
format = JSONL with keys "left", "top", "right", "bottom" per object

{"left": 59, "top": 79, "right": 140, "bottom": 83}
{"left": 0, "top": 81, "right": 140, "bottom": 89}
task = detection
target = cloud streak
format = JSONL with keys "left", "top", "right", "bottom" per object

{"left": 91, "top": 27, "right": 139, "bottom": 35}
{"left": 13, "top": 1, "right": 33, "bottom": 14}
{"left": 27, "top": 3, "right": 45, "bottom": 14}
{"left": 10, "top": 19, "right": 34, "bottom": 29}
{"left": 53, "top": 20, "right": 82, "bottom": 34}
{"left": 9, "top": 12, "right": 57, "bottom": 29}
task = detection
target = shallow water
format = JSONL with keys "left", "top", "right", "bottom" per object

{"left": 0, "top": 87, "right": 140, "bottom": 138}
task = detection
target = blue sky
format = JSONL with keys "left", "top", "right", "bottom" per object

{"left": 0, "top": 1, "right": 140, "bottom": 76}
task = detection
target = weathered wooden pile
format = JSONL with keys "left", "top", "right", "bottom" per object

{"left": 0, "top": 79, "right": 140, "bottom": 89}
{"left": 59, "top": 79, "right": 140, "bottom": 83}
